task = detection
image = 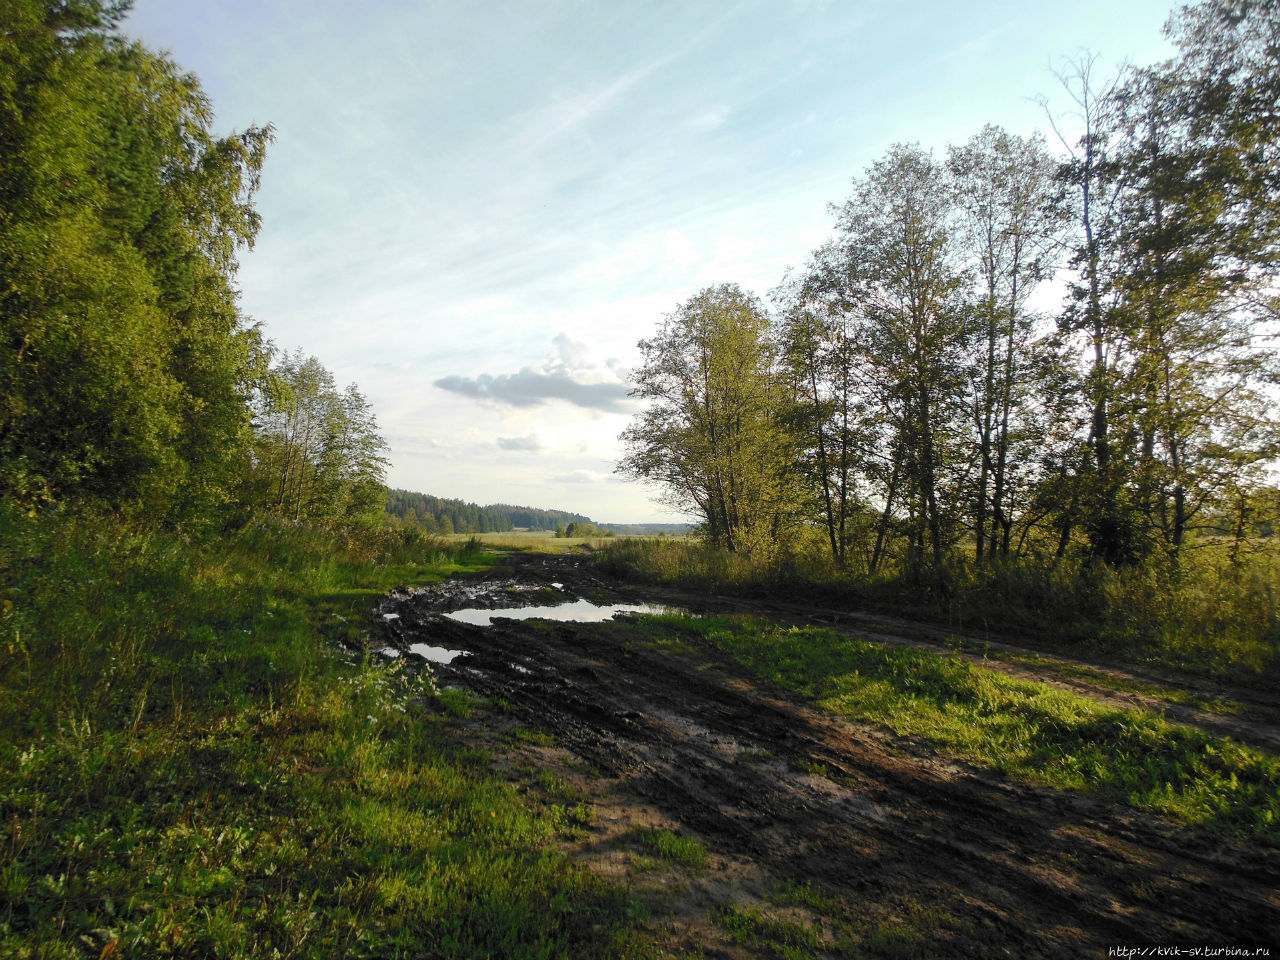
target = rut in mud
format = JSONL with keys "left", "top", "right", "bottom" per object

{"left": 375, "top": 552, "right": 1280, "bottom": 957}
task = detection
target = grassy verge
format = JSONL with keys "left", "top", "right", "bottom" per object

{"left": 635, "top": 614, "right": 1280, "bottom": 845}
{"left": 956, "top": 642, "right": 1280, "bottom": 724}
{"left": 597, "top": 538, "right": 1280, "bottom": 689}
{"left": 0, "top": 507, "right": 653, "bottom": 958}
{"left": 440, "top": 530, "right": 615, "bottom": 554}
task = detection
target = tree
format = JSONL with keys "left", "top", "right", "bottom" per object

{"left": 948, "top": 126, "right": 1065, "bottom": 561}
{"left": 1041, "top": 54, "right": 1138, "bottom": 564}
{"left": 251, "top": 350, "right": 388, "bottom": 524}
{"left": 619, "top": 285, "right": 798, "bottom": 555}
{"left": 1044, "top": 30, "right": 1279, "bottom": 565}
{"left": 1164, "top": 0, "right": 1280, "bottom": 261}
{"left": 0, "top": 1, "right": 271, "bottom": 517}
{"left": 828, "top": 145, "right": 972, "bottom": 583}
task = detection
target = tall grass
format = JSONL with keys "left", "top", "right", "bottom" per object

{"left": 0, "top": 505, "right": 652, "bottom": 958}
{"left": 597, "top": 537, "right": 1280, "bottom": 686}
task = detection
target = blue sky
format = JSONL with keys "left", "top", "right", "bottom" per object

{"left": 125, "top": 0, "right": 1176, "bottom": 522}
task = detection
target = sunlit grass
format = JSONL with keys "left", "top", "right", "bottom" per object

{"left": 625, "top": 827, "right": 709, "bottom": 870}
{"left": 441, "top": 530, "right": 618, "bottom": 554}
{"left": 635, "top": 614, "right": 1280, "bottom": 844}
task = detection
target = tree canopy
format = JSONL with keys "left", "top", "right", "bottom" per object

{"left": 619, "top": 0, "right": 1280, "bottom": 576}
{"left": 0, "top": 0, "right": 272, "bottom": 519}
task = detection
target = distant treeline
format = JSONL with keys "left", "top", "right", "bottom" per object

{"left": 384, "top": 489, "right": 591, "bottom": 534}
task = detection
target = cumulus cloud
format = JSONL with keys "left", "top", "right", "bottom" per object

{"left": 496, "top": 434, "right": 542, "bottom": 452}
{"left": 435, "top": 334, "right": 633, "bottom": 413}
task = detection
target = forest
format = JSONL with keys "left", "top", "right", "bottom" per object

{"left": 384, "top": 489, "right": 592, "bottom": 535}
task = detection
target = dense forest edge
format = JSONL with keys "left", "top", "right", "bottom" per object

{"left": 1, "top": 0, "right": 1277, "bottom": 956}
{"left": 383, "top": 487, "right": 693, "bottom": 536}
{"left": 607, "top": 0, "right": 1280, "bottom": 690}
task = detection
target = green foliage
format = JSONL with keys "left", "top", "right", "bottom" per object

{"left": 249, "top": 349, "right": 388, "bottom": 526}
{"left": 0, "top": 504, "right": 653, "bottom": 958}
{"left": 555, "top": 521, "right": 612, "bottom": 538}
{"left": 0, "top": 2, "right": 271, "bottom": 518}
{"left": 619, "top": 284, "right": 801, "bottom": 558}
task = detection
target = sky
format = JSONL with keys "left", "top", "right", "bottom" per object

{"left": 123, "top": 0, "right": 1178, "bottom": 523}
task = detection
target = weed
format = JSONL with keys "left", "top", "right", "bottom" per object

{"left": 509, "top": 726, "right": 556, "bottom": 747}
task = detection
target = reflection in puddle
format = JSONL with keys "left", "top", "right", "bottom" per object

{"left": 379, "top": 646, "right": 401, "bottom": 658}
{"left": 409, "top": 643, "right": 464, "bottom": 664}
{"left": 444, "top": 599, "right": 675, "bottom": 627}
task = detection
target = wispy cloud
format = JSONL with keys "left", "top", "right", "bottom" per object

{"left": 518, "top": 59, "right": 668, "bottom": 154}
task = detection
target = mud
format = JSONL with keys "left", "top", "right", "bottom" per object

{"left": 376, "top": 552, "right": 1280, "bottom": 956}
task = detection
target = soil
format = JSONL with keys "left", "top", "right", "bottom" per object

{"left": 374, "top": 551, "right": 1280, "bottom": 958}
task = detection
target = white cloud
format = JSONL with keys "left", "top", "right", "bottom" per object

{"left": 496, "top": 434, "right": 543, "bottom": 452}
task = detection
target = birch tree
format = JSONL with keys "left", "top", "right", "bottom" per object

{"left": 618, "top": 285, "right": 798, "bottom": 556}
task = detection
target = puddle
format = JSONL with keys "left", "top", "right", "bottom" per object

{"left": 444, "top": 599, "right": 676, "bottom": 626}
{"left": 409, "top": 643, "right": 465, "bottom": 664}
{"left": 379, "top": 646, "right": 402, "bottom": 658}
{"left": 382, "top": 612, "right": 400, "bottom": 621}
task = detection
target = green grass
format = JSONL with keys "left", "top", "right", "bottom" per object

{"left": 712, "top": 903, "right": 823, "bottom": 959}
{"left": 972, "top": 644, "right": 1280, "bottom": 723}
{"left": 635, "top": 614, "right": 1280, "bottom": 845}
{"left": 0, "top": 505, "right": 656, "bottom": 958}
{"left": 625, "top": 827, "right": 709, "bottom": 870}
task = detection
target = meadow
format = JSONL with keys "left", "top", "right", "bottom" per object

{"left": 0, "top": 508, "right": 655, "bottom": 959}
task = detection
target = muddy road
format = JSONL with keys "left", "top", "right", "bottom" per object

{"left": 376, "top": 552, "right": 1279, "bottom": 957}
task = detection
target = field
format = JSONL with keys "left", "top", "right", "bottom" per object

{"left": 0, "top": 512, "right": 654, "bottom": 958}
{"left": 442, "top": 529, "right": 615, "bottom": 552}
{"left": 440, "top": 529, "right": 690, "bottom": 553}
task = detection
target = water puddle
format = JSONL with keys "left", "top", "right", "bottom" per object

{"left": 444, "top": 599, "right": 675, "bottom": 627}
{"left": 409, "top": 643, "right": 465, "bottom": 664}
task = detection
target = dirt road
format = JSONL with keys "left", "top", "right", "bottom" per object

{"left": 376, "top": 552, "right": 1279, "bottom": 957}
